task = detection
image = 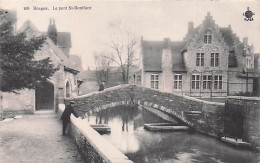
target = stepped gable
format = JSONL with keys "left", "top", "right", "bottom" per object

{"left": 219, "top": 26, "right": 240, "bottom": 49}
{"left": 143, "top": 12, "right": 253, "bottom": 71}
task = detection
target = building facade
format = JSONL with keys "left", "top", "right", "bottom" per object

{"left": 134, "top": 12, "right": 259, "bottom": 98}
{"left": 2, "top": 19, "right": 80, "bottom": 116}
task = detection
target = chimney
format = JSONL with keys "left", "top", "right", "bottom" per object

{"left": 188, "top": 21, "right": 194, "bottom": 33}
{"left": 47, "top": 18, "right": 57, "bottom": 45}
{"left": 243, "top": 37, "right": 248, "bottom": 45}
{"left": 162, "top": 38, "right": 172, "bottom": 93}
{"left": 163, "top": 38, "right": 170, "bottom": 48}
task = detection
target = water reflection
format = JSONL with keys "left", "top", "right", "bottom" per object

{"left": 87, "top": 106, "right": 260, "bottom": 163}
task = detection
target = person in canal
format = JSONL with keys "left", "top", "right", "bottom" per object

{"left": 61, "top": 101, "right": 79, "bottom": 136}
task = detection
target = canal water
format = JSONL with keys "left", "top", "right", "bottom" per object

{"left": 87, "top": 106, "right": 259, "bottom": 163}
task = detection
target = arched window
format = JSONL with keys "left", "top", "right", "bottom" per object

{"left": 66, "top": 81, "right": 71, "bottom": 97}
{"left": 204, "top": 29, "right": 212, "bottom": 44}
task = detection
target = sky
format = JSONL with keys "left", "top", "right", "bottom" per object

{"left": 1, "top": 0, "right": 260, "bottom": 70}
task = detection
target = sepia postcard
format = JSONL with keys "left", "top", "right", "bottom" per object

{"left": 0, "top": 0, "right": 260, "bottom": 163}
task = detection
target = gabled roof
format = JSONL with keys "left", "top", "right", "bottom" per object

{"left": 19, "top": 20, "right": 79, "bottom": 72}
{"left": 171, "top": 41, "right": 187, "bottom": 72}
{"left": 18, "top": 20, "right": 42, "bottom": 37}
{"left": 142, "top": 40, "right": 186, "bottom": 72}
{"left": 143, "top": 41, "right": 163, "bottom": 72}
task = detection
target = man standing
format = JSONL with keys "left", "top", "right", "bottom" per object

{"left": 61, "top": 101, "right": 79, "bottom": 136}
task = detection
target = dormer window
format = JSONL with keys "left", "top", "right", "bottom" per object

{"left": 204, "top": 30, "right": 212, "bottom": 44}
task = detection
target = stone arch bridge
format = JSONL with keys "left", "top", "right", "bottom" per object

{"left": 66, "top": 84, "right": 225, "bottom": 138}
{"left": 66, "top": 84, "right": 260, "bottom": 149}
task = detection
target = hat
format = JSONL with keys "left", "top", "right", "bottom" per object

{"left": 69, "top": 101, "right": 75, "bottom": 104}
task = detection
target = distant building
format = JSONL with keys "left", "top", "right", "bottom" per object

{"left": 2, "top": 18, "right": 81, "bottom": 116}
{"left": 134, "top": 12, "right": 259, "bottom": 98}
{"left": 78, "top": 67, "right": 124, "bottom": 95}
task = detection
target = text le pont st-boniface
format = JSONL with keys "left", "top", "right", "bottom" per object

{"left": 53, "top": 6, "right": 91, "bottom": 11}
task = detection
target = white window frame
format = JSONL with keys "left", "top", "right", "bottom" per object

{"left": 204, "top": 30, "right": 212, "bottom": 44}
{"left": 214, "top": 75, "right": 222, "bottom": 90}
{"left": 211, "top": 53, "right": 219, "bottom": 67}
{"left": 174, "top": 74, "right": 182, "bottom": 89}
{"left": 191, "top": 74, "right": 200, "bottom": 90}
{"left": 196, "top": 53, "right": 204, "bottom": 66}
{"left": 151, "top": 74, "right": 159, "bottom": 89}
{"left": 203, "top": 75, "right": 212, "bottom": 90}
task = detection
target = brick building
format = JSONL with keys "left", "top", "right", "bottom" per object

{"left": 1, "top": 19, "right": 80, "bottom": 116}
{"left": 134, "top": 12, "right": 259, "bottom": 98}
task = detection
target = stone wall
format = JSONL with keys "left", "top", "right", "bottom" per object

{"left": 1, "top": 89, "right": 35, "bottom": 118}
{"left": 58, "top": 104, "right": 133, "bottom": 163}
{"left": 226, "top": 97, "right": 260, "bottom": 148}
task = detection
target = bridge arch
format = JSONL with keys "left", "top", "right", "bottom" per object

{"left": 79, "top": 100, "right": 194, "bottom": 127}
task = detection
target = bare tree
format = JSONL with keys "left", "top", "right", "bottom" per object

{"left": 94, "top": 52, "right": 112, "bottom": 84}
{"left": 105, "top": 30, "right": 139, "bottom": 84}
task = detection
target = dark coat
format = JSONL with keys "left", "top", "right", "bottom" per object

{"left": 99, "top": 84, "right": 104, "bottom": 91}
{"left": 61, "top": 104, "right": 79, "bottom": 122}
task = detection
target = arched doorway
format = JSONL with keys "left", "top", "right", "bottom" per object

{"left": 35, "top": 81, "right": 54, "bottom": 110}
{"left": 66, "top": 81, "right": 71, "bottom": 98}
